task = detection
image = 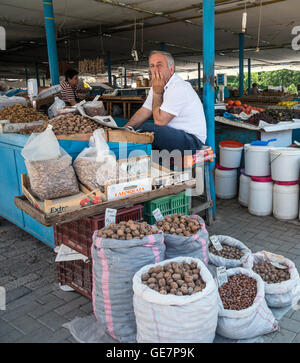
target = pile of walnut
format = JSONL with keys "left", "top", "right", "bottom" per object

{"left": 0, "top": 104, "right": 48, "bottom": 123}
{"left": 156, "top": 214, "right": 201, "bottom": 237}
{"left": 19, "top": 114, "right": 103, "bottom": 135}
{"left": 209, "top": 244, "right": 244, "bottom": 260}
{"left": 142, "top": 261, "right": 206, "bottom": 295}
{"left": 97, "top": 221, "right": 158, "bottom": 240}
{"left": 252, "top": 261, "right": 290, "bottom": 284}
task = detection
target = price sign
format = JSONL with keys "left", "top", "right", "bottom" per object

{"left": 216, "top": 266, "right": 228, "bottom": 287}
{"left": 152, "top": 208, "right": 164, "bottom": 222}
{"left": 105, "top": 208, "right": 117, "bottom": 227}
{"left": 210, "top": 235, "right": 223, "bottom": 251}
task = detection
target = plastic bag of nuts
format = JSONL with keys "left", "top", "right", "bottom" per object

{"left": 156, "top": 214, "right": 209, "bottom": 265}
{"left": 243, "top": 250, "right": 300, "bottom": 308}
{"left": 91, "top": 225, "right": 165, "bottom": 343}
{"left": 133, "top": 257, "right": 219, "bottom": 343}
{"left": 217, "top": 267, "right": 278, "bottom": 340}
{"left": 208, "top": 235, "right": 252, "bottom": 268}
{"left": 22, "top": 125, "right": 79, "bottom": 200}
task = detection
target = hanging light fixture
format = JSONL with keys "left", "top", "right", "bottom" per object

{"left": 242, "top": 1, "right": 247, "bottom": 33}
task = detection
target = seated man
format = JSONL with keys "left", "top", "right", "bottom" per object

{"left": 125, "top": 51, "right": 207, "bottom": 154}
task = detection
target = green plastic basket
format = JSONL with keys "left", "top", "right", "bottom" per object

{"left": 144, "top": 191, "right": 190, "bottom": 225}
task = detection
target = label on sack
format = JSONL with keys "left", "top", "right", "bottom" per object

{"left": 210, "top": 235, "right": 223, "bottom": 251}
{"left": 217, "top": 266, "right": 228, "bottom": 287}
{"left": 105, "top": 208, "right": 117, "bottom": 226}
{"left": 152, "top": 208, "right": 164, "bottom": 222}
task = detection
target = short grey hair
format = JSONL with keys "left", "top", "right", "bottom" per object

{"left": 149, "top": 50, "right": 175, "bottom": 69}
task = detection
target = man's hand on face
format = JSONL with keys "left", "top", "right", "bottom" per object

{"left": 152, "top": 71, "right": 167, "bottom": 95}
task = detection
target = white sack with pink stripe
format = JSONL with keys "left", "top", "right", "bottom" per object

{"left": 91, "top": 229, "right": 165, "bottom": 343}
{"left": 133, "top": 257, "right": 218, "bottom": 343}
{"left": 243, "top": 251, "right": 300, "bottom": 308}
{"left": 208, "top": 235, "right": 252, "bottom": 269}
{"left": 162, "top": 215, "right": 209, "bottom": 265}
{"left": 217, "top": 267, "right": 279, "bottom": 340}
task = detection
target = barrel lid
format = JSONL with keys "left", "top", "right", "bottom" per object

{"left": 216, "top": 163, "right": 236, "bottom": 171}
{"left": 251, "top": 176, "right": 273, "bottom": 183}
{"left": 219, "top": 140, "right": 243, "bottom": 149}
{"left": 274, "top": 180, "right": 299, "bottom": 186}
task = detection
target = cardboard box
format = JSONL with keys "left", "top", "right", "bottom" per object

{"left": 0, "top": 120, "right": 45, "bottom": 134}
{"left": 105, "top": 178, "right": 153, "bottom": 201}
{"left": 107, "top": 128, "right": 154, "bottom": 144}
{"left": 21, "top": 174, "right": 104, "bottom": 215}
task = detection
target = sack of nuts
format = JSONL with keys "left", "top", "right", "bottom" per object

{"left": 132, "top": 257, "right": 218, "bottom": 343}
{"left": 243, "top": 251, "right": 300, "bottom": 308}
{"left": 21, "top": 125, "right": 79, "bottom": 200}
{"left": 217, "top": 267, "right": 278, "bottom": 340}
{"left": 208, "top": 235, "right": 252, "bottom": 269}
{"left": 91, "top": 221, "right": 165, "bottom": 343}
{"left": 156, "top": 214, "right": 209, "bottom": 265}
{"left": 74, "top": 129, "right": 117, "bottom": 191}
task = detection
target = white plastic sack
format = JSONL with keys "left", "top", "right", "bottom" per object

{"left": 208, "top": 235, "right": 252, "bottom": 268}
{"left": 243, "top": 251, "right": 300, "bottom": 308}
{"left": 74, "top": 129, "right": 117, "bottom": 190}
{"left": 21, "top": 125, "right": 60, "bottom": 161}
{"left": 92, "top": 229, "right": 166, "bottom": 343}
{"left": 217, "top": 267, "right": 278, "bottom": 340}
{"left": 0, "top": 95, "right": 27, "bottom": 110}
{"left": 83, "top": 100, "right": 105, "bottom": 117}
{"left": 162, "top": 215, "right": 209, "bottom": 265}
{"left": 133, "top": 257, "right": 218, "bottom": 343}
{"left": 22, "top": 125, "right": 79, "bottom": 200}
{"left": 36, "top": 84, "right": 62, "bottom": 100}
{"left": 48, "top": 97, "right": 66, "bottom": 119}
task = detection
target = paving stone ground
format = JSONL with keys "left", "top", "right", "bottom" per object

{"left": 0, "top": 198, "right": 300, "bottom": 343}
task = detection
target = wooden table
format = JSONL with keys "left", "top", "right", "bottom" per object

{"left": 101, "top": 96, "right": 145, "bottom": 118}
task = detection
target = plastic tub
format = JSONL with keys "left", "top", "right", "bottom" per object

{"left": 219, "top": 140, "right": 244, "bottom": 169}
{"left": 215, "top": 165, "right": 238, "bottom": 199}
{"left": 244, "top": 144, "right": 274, "bottom": 177}
{"left": 238, "top": 169, "right": 251, "bottom": 207}
{"left": 273, "top": 181, "right": 299, "bottom": 221}
{"left": 248, "top": 176, "right": 273, "bottom": 216}
{"left": 270, "top": 148, "right": 300, "bottom": 182}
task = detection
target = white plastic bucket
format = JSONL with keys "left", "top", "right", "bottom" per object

{"left": 270, "top": 148, "right": 300, "bottom": 182}
{"left": 219, "top": 141, "right": 244, "bottom": 169}
{"left": 273, "top": 182, "right": 299, "bottom": 221}
{"left": 244, "top": 144, "right": 274, "bottom": 177}
{"left": 238, "top": 170, "right": 251, "bottom": 207}
{"left": 215, "top": 166, "right": 237, "bottom": 199}
{"left": 248, "top": 177, "right": 273, "bottom": 217}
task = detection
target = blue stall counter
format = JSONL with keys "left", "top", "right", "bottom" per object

{"left": 0, "top": 132, "right": 152, "bottom": 248}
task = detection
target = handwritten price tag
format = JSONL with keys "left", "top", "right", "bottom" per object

{"left": 152, "top": 208, "right": 164, "bottom": 222}
{"left": 105, "top": 208, "right": 117, "bottom": 227}
{"left": 216, "top": 266, "right": 228, "bottom": 287}
{"left": 210, "top": 235, "right": 223, "bottom": 251}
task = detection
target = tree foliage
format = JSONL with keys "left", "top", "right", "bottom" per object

{"left": 227, "top": 69, "right": 300, "bottom": 93}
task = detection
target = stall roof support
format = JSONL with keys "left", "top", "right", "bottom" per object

{"left": 239, "top": 32, "right": 245, "bottom": 97}
{"left": 107, "top": 51, "right": 112, "bottom": 85}
{"left": 42, "top": 0, "right": 59, "bottom": 85}
{"left": 203, "top": 0, "right": 216, "bottom": 218}
{"left": 248, "top": 58, "right": 251, "bottom": 95}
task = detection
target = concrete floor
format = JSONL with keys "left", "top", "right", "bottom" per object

{"left": 0, "top": 198, "right": 300, "bottom": 343}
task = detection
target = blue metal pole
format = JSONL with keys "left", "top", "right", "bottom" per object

{"left": 160, "top": 42, "right": 165, "bottom": 52}
{"left": 239, "top": 33, "right": 245, "bottom": 97}
{"left": 248, "top": 58, "right": 251, "bottom": 95}
{"left": 124, "top": 68, "right": 127, "bottom": 88}
{"left": 35, "top": 62, "right": 40, "bottom": 88}
{"left": 203, "top": 0, "right": 216, "bottom": 218}
{"left": 25, "top": 67, "right": 28, "bottom": 87}
{"left": 198, "top": 62, "right": 201, "bottom": 94}
{"left": 107, "top": 51, "right": 112, "bottom": 84}
{"left": 42, "top": 76, "right": 46, "bottom": 87}
{"left": 42, "top": 0, "right": 59, "bottom": 85}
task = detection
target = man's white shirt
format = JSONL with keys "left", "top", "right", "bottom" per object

{"left": 143, "top": 73, "right": 207, "bottom": 144}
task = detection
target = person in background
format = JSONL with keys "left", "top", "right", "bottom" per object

{"left": 60, "top": 69, "right": 88, "bottom": 106}
{"left": 250, "top": 83, "right": 261, "bottom": 95}
{"left": 124, "top": 50, "right": 206, "bottom": 154}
